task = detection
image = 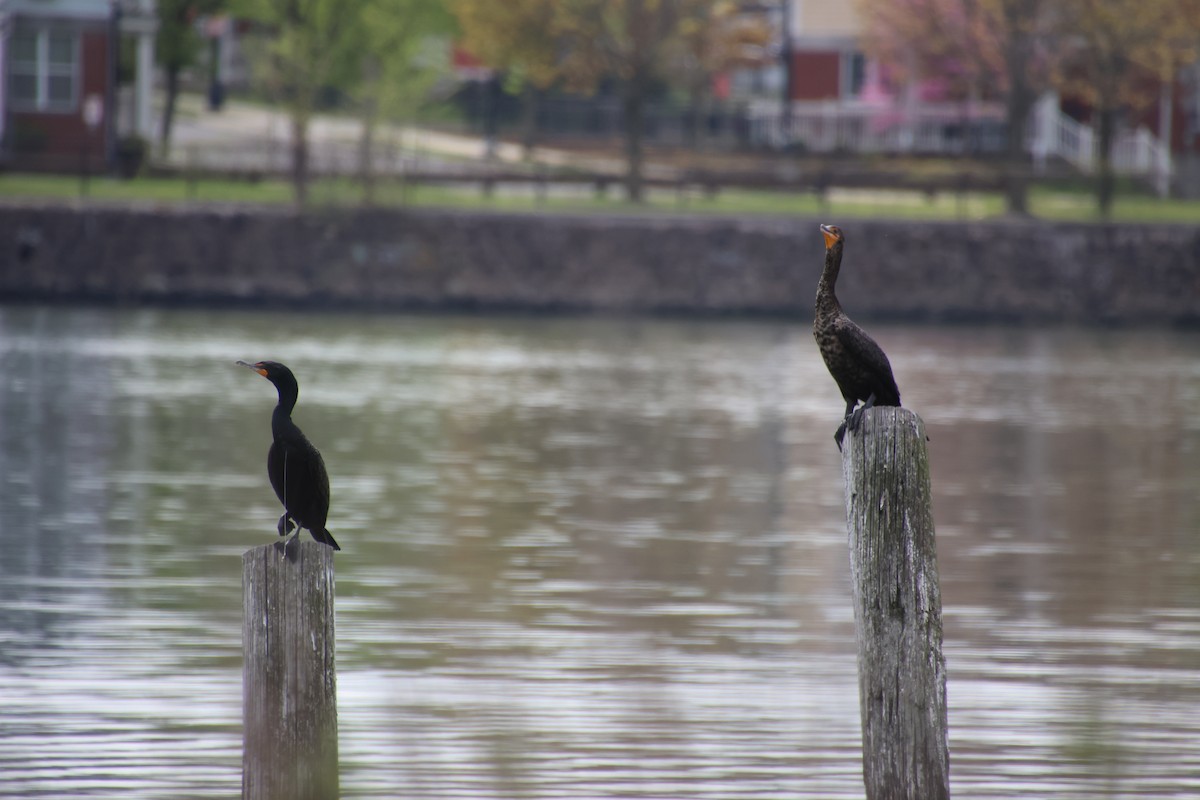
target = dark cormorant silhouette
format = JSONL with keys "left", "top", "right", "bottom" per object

{"left": 238, "top": 360, "right": 340, "bottom": 555}
{"left": 812, "top": 224, "right": 901, "bottom": 450}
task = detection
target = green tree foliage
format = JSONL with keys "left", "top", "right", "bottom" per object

{"left": 608, "top": 1, "right": 747, "bottom": 199}
{"left": 672, "top": 1, "right": 771, "bottom": 148}
{"left": 351, "top": 0, "right": 455, "bottom": 203}
{"left": 234, "top": 0, "right": 357, "bottom": 205}
{"left": 561, "top": 0, "right": 684, "bottom": 200}
{"left": 569, "top": 0, "right": 775, "bottom": 200}
{"left": 235, "top": 0, "right": 452, "bottom": 206}
{"left": 451, "top": 0, "right": 760, "bottom": 200}
{"left": 450, "top": 0, "right": 563, "bottom": 91}
{"left": 450, "top": 0, "right": 565, "bottom": 155}
{"left": 156, "top": 0, "right": 226, "bottom": 157}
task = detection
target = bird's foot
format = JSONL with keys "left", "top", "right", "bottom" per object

{"left": 277, "top": 514, "right": 296, "bottom": 538}
{"left": 846, "top": 393, "right": 878, "bottom": 437}
{"left": 834, "top": 420, "right": 848, "bottom": 452}
{"left": 279, "top": 529, "right": 302, "bottom": 563}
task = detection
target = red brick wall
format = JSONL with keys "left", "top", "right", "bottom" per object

{"left": 790, "top": 52, "right": 841, "bottom": 101}
{"left": 10, "top": 25, "right": 111, "bottom": 169}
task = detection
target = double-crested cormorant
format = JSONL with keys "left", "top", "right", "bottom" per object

{"left": 813, "top": 224, "right": 901, "bottom": 450}
{"left": 238, "top": 360, "right": 340, "bottom": 555}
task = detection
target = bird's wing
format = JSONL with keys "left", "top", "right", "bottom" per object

{"left": 831, "top": 316, "right": 901, "bottom": 404}
{"left": 266, "top": 442, "right": 287, "bottom": 507}
{"left": 268, "top": 439, "right": 331, "bottom": 528}
{"left": 301, "top": 440, "right": 331, "bottom": 528}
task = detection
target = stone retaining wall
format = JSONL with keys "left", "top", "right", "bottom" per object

{"left": 1, "top": 204, "right": 1197, "bottom": 324}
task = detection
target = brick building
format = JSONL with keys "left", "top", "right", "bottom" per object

{"left": 1, "top": 0, "right": 157, "bottom": 171}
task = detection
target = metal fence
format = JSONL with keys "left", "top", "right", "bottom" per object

{"left": 744, "top": 99, "right": 1009, "bottom": 156}
{"left": 152, "top": 92, "right": 1171, "bottom": 196}
{"left": 524, "top": 97, "right": 754, "bottom": 149}
{"left": 746, "top": 96, "right": 1171, "bottom": 192}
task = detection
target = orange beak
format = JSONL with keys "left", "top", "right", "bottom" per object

{"left": 237, "top": 360, "right": 269, "bottom": 377}
{"left": 820, "top": 224, "right": 839, "bottom": 249}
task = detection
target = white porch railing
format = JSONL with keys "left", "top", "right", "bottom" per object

{"left": 1030, "top": 99, "right": 1172, "bottom": 195}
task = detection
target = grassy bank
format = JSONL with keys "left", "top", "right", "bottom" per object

{"left": 2, "top": 170, "right": 1197, "bottom": 223}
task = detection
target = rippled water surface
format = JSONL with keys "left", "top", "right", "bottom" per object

{"left": 2, "top": 305, "right": 1199, "bottom": 799}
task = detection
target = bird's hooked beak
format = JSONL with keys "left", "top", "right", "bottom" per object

{"left": 237, "top": 360, "right": 269, "bottom": 377}
{"left": 820, "top": 224, "right": 840, "bottom": 250}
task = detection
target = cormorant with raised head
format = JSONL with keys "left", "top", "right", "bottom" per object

{"left": 238, "top": 360, "right": 340, "bottom": 556}
{"left": 812, "top": 224, "right": 901, "bottom": 450}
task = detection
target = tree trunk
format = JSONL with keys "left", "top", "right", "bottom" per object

{"left": 160, "top": 65, "right": 181, "bottom": 159}
{"left": 520, "top": 84, "right": 542, "bottom": 161}
{"left": 1003, "top": 82, "right": 1033, "bottom": 215}
{"left": 482, "top": 76, "right": 501, "bottom": 161}
{"left": 358, "top": 112, "right": 377, "bottom": 206}
{"left": 1001, "top": 7, "right": 1035, "bottom": 216}
{"left": 622, "top": 78, "right": 646, "bottom": 203}
{"left": 685, "top": 80, "right": 703, "bottom": 150}
{"left": 1095, "top": 105, "right": 1117, "bottom": 218}
{"left": 291, "top": 114, "right": 310, "bottom": 209}
{"left": 1003, "top": 95, "right": 1032, "bottom": 215}
{"left": 358, "top": 62, "right": 381, "bottom": 207}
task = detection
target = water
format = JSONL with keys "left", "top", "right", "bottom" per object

{"left": 1, "top": 305, "right": 1198, "bottom": 799}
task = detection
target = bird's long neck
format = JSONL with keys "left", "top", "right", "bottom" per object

{"left": 815, "top": 243, "right": 843, "bottom": 319}
{"left": 270, "top": 379, "right": 299, "bottom": 438}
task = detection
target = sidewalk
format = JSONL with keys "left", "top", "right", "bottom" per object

{"left": 162, "top": 92, "right": 639, "bottom": 177}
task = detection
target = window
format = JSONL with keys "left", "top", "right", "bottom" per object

{"left": 9, "top": 26, "right": 79, "bottom": 112}
{"left": 9, "top": 30, "right": 39, "bottom": 105}
{"left": 843, "top": 52, "right": 867, "bottom": 99}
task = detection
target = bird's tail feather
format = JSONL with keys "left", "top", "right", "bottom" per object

{"left": 313, "top": 527, "right": 341, "bottom": 551}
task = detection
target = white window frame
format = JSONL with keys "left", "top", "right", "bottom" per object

{"left": 9, "top": 25, "right": 80, "bottom": 113}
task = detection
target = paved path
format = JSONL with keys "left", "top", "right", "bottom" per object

{"left": 162, "top": 93, "right": 643, "bottom": 177}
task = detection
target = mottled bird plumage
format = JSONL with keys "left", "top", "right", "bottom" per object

{"left": 812, "top": 225, "right": 901, "bottom": 448}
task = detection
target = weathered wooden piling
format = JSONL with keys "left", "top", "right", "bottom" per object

{"left": 840, "top": 407, "right": 949, "bottom": 800}
{"left": 242, "top": 541, "right": 338, "bottom": 800}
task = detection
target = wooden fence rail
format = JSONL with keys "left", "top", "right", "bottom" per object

{"left": 147, "top": 161, "right": 1007, "bottom": 204}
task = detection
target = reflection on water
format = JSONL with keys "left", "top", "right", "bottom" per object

{"left": 1, "top": 306, "right": 1199, "bottom": 799}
